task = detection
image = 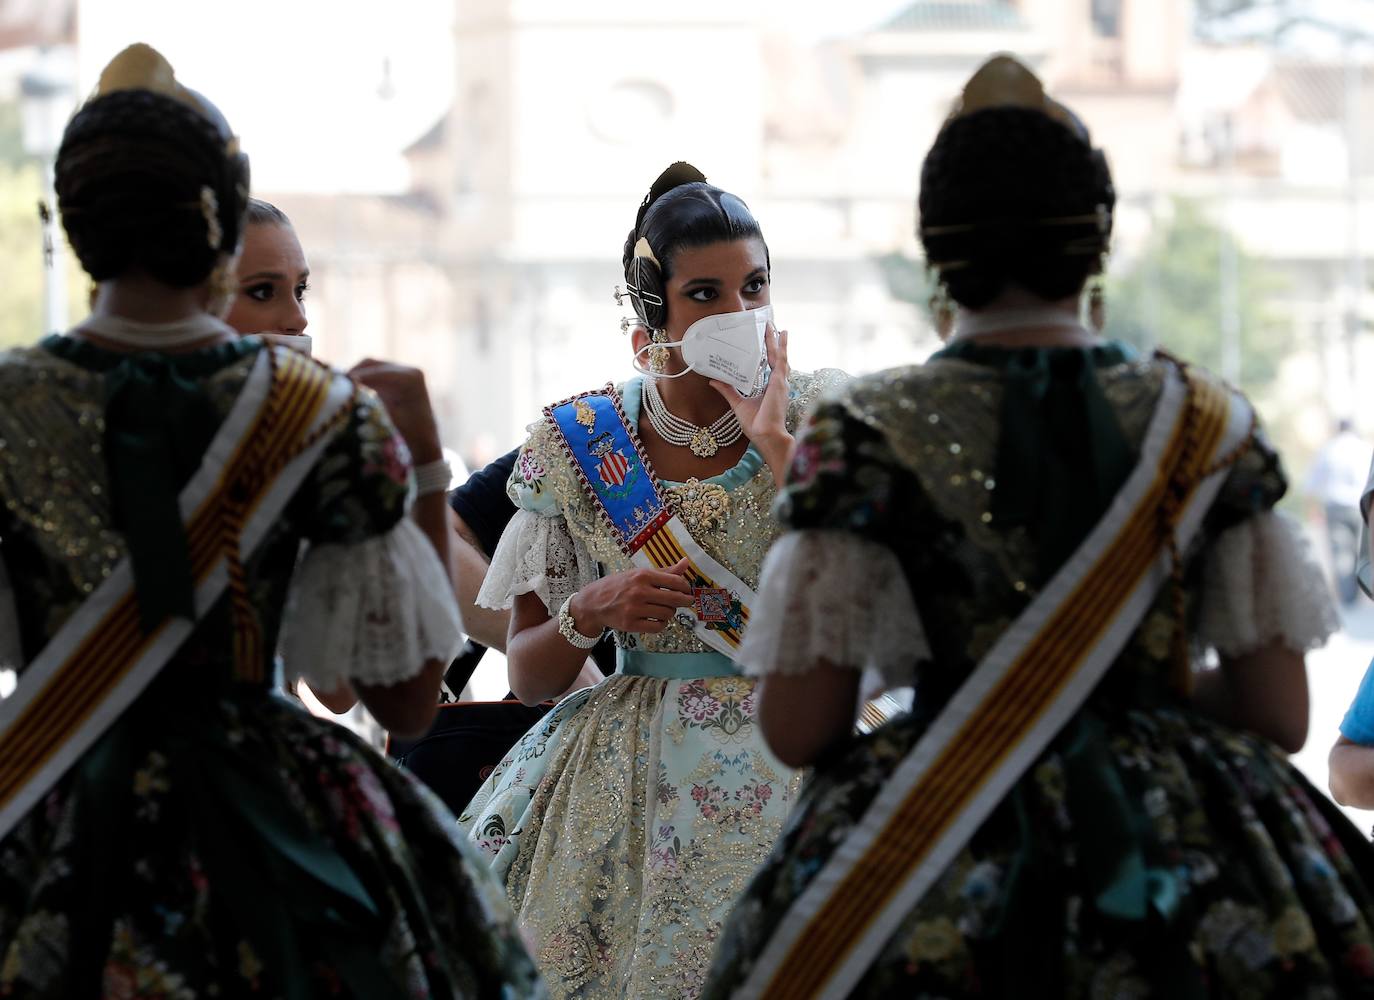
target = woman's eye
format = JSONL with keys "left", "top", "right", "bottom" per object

{"left": 295, "top": 282, "right": 310, "bottom": 303}
{"left": 687, "top": 288, "right": 717, "bottom": 302}
{"left": 244, "top": 283, "right": 273, "bottom": 303}
{"left": 745, "top": 277, "right": 767, "bottom": 294}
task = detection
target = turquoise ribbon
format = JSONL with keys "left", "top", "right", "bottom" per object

{"left": 987, "top": 712, "right": 1197, "bottom": 996}
{"left": 617, "top": 648, "right": 739, "bottom": 679}
{"left": 101, "top": 352, "right": 224, "bottom": 631}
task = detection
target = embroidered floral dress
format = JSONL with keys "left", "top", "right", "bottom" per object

{"left": 702, "top": 343, "right": 1374, "bottom": 999}
{"left": 458, "top": 371, "right": 843, "bottom": 999}
{"left": 0, "top": 337, "right": 544, "bottom": 999}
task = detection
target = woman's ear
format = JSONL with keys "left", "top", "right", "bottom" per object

{"left": 630, "top": 324, "right": 651, "bottom": 357}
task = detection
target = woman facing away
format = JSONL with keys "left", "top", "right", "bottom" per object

{"left": 701, "top": 56, "right": 1374, "bottom": 999}
{"left": 0, "top": 44, "right": 543, "bottom": 998}
{"left": 457, "top": 162, "right": 844, "bottom": 998}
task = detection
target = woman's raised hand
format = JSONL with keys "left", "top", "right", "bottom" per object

{"left": 348, "top": 359, "right": 442, "bottom": 464}
{"left": 709, "top": 326, "right": 793, "bottom": 479}
{"left": 568, "top": 557, "right": 695, "bottom": 635}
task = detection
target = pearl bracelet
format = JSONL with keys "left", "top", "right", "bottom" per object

{"left": 413, "top": 459, "right": 453, "bottom": 497}
{"left": 558, "top": 593, "right": 603, "bottom": 649}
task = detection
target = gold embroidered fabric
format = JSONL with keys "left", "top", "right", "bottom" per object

{"left": 462, "top": 674, "right": 801, "bottom": 999}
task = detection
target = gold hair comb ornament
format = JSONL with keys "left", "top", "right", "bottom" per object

{"left": 92, "top": 44, "right": 240, "bottom": 155}
{"left": 95, "top": 44, "right": 207, "bottom": 118}
{"left": 945, "top": 53, "right": 1086, "bottom": 139}
{"left": 199, "top": 186, "right": 222, "bottom": 250}
{"left": 632, "top": 237, "right": 660, "bottom": 267}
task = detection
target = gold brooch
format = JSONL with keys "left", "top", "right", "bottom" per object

{"left": 667, "top": 478, "right": 731, "bottom": 535}
{"left": 574, "top": 398, "right": 597, "bottom": 432}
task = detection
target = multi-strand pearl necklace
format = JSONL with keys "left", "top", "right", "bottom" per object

{"left": 642, "top": 377, "right": 743, "bottom": 458}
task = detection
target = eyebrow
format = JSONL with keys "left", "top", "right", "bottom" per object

{"left": 680, "top": 268, "right": 767, "bottom": 290}
{"left": 240, "top": 269, "right": 310, "bottom": 282}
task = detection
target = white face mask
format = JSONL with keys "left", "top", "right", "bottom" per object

{"left": 260, "top": 333, "right": 313, "bottom": 356}
{"left": 633, "top": 305, "right": 772, "bottom": 396}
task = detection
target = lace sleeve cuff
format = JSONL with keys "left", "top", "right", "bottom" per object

{"left": 476, "top": 509, "right": 600, "bottom": 616}
{"left": 738, "top": 530, "right": 928, "bottom": 695}
{"left": 1197, "top": 509, "right": 1339, "bottom": 657}
{"left": 282, "top": 517, "right": 466, "bottom": 691}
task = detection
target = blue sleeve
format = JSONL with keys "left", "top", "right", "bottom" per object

{"left": 1340, "top": 657, "right": 1374, "bottom": 744}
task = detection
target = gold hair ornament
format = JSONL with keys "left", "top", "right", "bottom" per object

{"left": 200, "top": 186, "right": 223, "bottom": 250}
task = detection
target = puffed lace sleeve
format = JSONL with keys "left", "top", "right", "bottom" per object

{"left": 740, "top": 531, "right": 928, "bottom": 700}
{"left": 1196, "top": 509, "right": 1338, "bottom": 657}
{"left": 280, "top": 391, "right": 465, "bottom": 692}
{"left": 740, "top": 399, "right": 927, "bottom": 697}
{"left": 475, "top": 428, "right": 599, "bottom": 616}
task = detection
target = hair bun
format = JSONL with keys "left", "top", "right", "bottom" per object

{"left": 635, "top": 161, "right": 707, "bottom": 233}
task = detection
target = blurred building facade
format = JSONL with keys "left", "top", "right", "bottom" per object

{"left": 272, "top": 0, "right": 1212, "bottom": 462}
{"left": 40, "top": 0, "right": 1368, "bottom": 463}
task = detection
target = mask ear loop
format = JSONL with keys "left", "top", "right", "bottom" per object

{"left": 630, "top": 338, "right": 690, "bottom": 381}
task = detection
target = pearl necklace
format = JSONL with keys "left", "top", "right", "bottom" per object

{"left": 642, "top": 377, "right": 742, "bottom": 458}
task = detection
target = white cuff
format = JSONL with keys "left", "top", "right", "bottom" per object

{"left": 477, "top": 509, "right": 600, "bottom": 616}
{"left": 283, "top": 517, "right": 466, "bottom": 690}
{"left": 1197, "top": 510, "right": 1339, "bottom": 657}
{"left": 738, "top": 530, "right": 928, "bottom": 696}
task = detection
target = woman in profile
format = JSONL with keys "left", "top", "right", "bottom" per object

{"left": 0, "top": 44, "right": 543, "bottom": 998}
{"left": 459, "top": 162, "right": 842, "bottom": 998}
{"left": 702, "top": 56, "right": 1374, "bottom": 999}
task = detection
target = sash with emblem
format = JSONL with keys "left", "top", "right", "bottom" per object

{"left": 546, "top": 385, "right": 756, "bottom": 659}
{"left": 729, "top": 358, "right": 1258, "bottom": 1000}
{"left": 0, "top": 347, "right": 357, "bottom": 839}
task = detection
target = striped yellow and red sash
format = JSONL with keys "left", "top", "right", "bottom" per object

{"left": 0, "top": 347, "right": 356, "bottom": 839}
{"left": 545, "top": 385, "right": 758, "bottom": 661}
{"left": 732, "top": 361, "right": 1254, "bottom": 999}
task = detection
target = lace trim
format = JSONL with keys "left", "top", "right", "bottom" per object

{"left": 1197, "top": 510, "right": 1339, "bottom": 657}
{"left": 282, "top": 518, "right": 465, "bottom": 690}
{"left": 739, "top": 530, "right": 928, "bottom": 695}
{"left": 477, "top": 509, "right": 600, "bottom": 617}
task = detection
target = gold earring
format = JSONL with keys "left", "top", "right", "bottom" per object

{"left": 649, "top": 329, "right": 670, "bottom": 373}
{"left": 928, "top": 284, "right": 955, "bottom": 340}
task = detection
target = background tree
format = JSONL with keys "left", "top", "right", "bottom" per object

{"left": 1104, "top": 198, "right": 1292, "bottom": 397}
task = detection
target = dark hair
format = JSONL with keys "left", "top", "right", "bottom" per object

{"left": 918, "top": 107, "right": 1114, "bottom": 309}
{"left": 55, "top": 88, "right": 250, "bottom": 288}
{"left": 245, "top": 198, "right": 291, "bottom": 228}
{"left": 620, "top": 162, "right": 767, "bottom": 329}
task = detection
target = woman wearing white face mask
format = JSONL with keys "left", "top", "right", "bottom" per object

{"left": 457, "top": 162, "right": 844, "bottom": 998}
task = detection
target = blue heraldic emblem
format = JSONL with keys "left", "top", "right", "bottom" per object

{"left": 545, "top": 386, "right": 670, "bottom": 553}
{"left": 588, "top": 430, "right": 640, "bottom": 501}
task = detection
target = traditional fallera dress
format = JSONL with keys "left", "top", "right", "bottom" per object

{"left": 459, "top": 370, "right": 843, "bottom": 999}
{"left": 701, "top": 342, "right": 1374, "bottom": 999}
{"left": 0, "top": 335, "right": 544, "bottom": 999}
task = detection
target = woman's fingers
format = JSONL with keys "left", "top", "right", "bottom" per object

{"left": 708, "top": 379, "right": 746, "bottom": 409}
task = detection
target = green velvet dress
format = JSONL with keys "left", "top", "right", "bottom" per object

{"left": 703, "top": 343, "right": 1374, "bottom": 999}
{"left": 0, "top": 337, "right": 544, "bottom": 999}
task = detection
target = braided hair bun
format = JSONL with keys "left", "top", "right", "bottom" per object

{"left": 55, "top": 45, "right": 249, "bottom": 289}
{"left": 919, "top": 105, "right": 1114, "bottom": 309}
{"left": 620, "top": 161, "right": 767, "bottom": 329}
